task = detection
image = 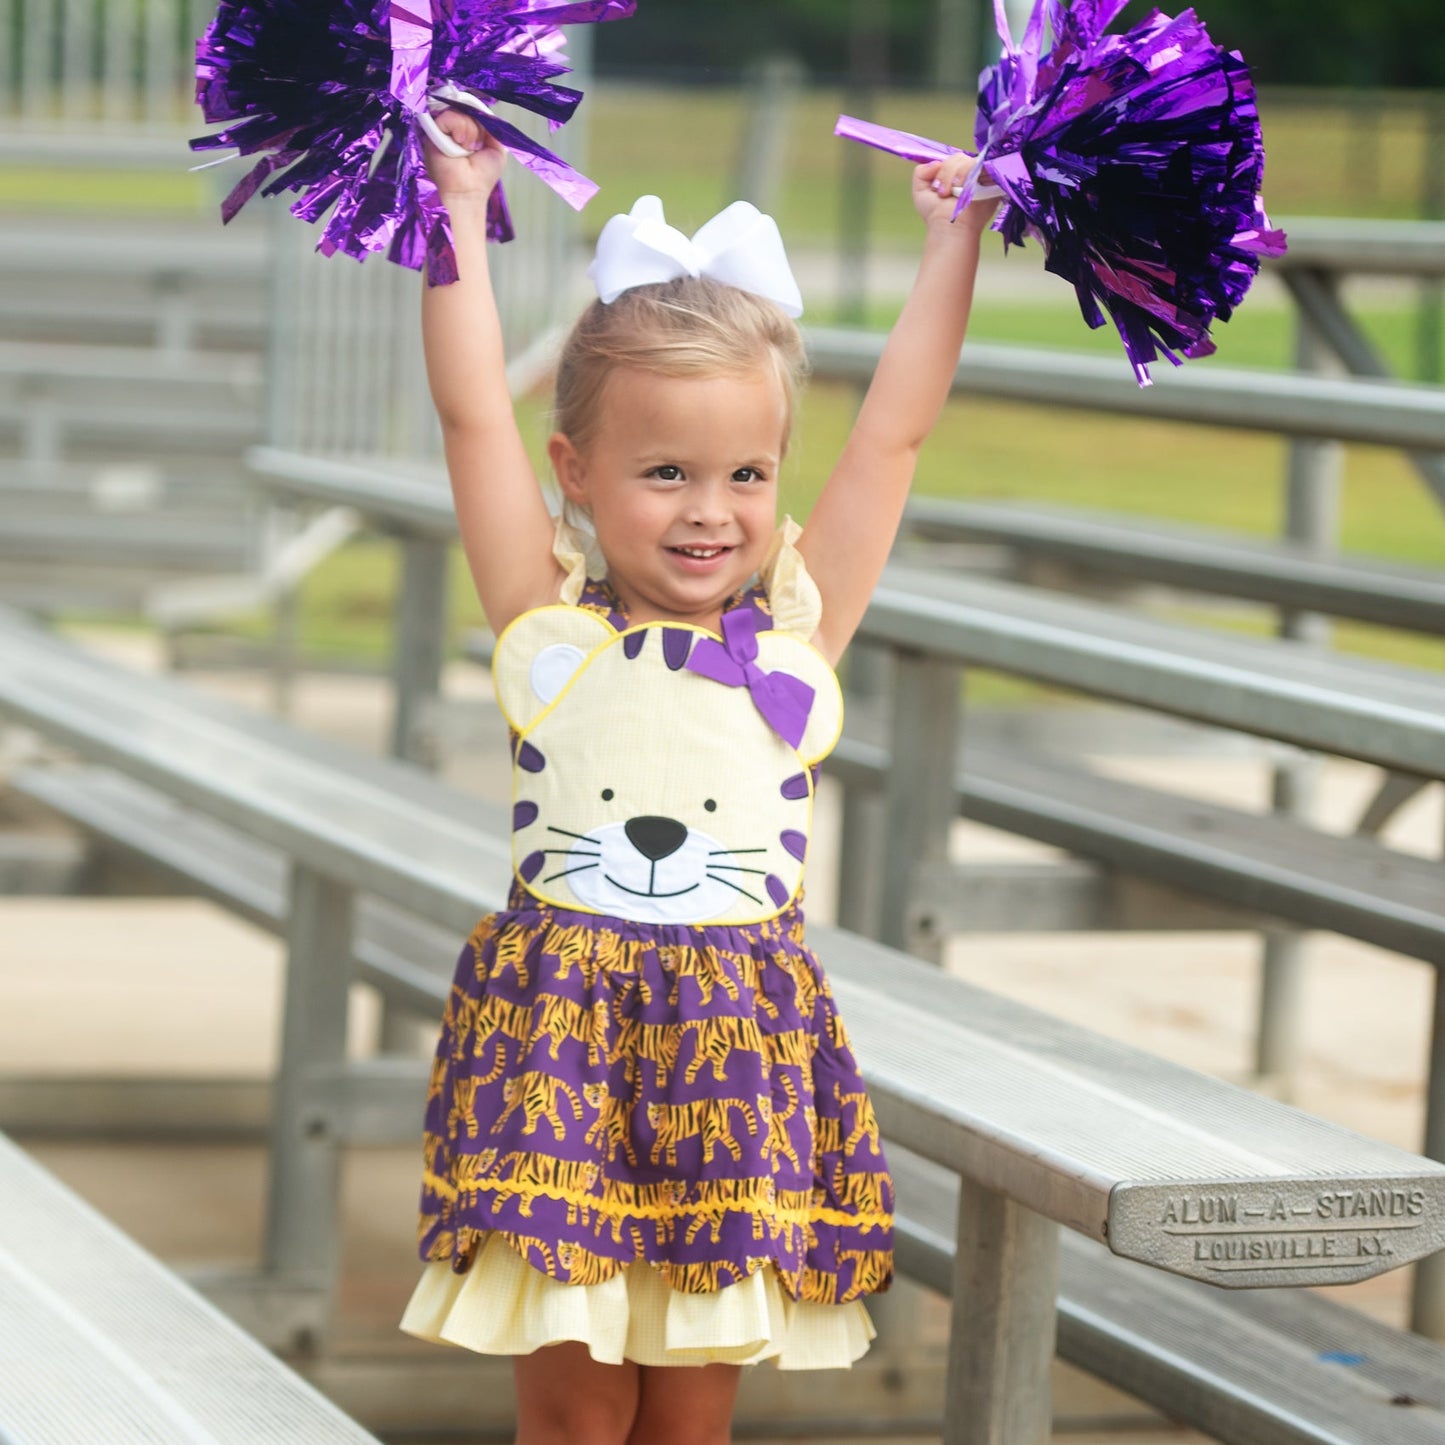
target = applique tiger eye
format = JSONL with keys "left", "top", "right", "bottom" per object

{"left": 704, "top": 799, "right": 717, "bottom": 812}
{"left": 601, "top": 788, "right": 614, "bottom": 801}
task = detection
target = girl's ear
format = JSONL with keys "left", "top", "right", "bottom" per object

{"left": 754, "top": 633, "right": 844, "bottom": 766}
{"left": 548, "top": 431, "right": 587, "bottom": 507}
{"left": 494, "top": 606, "right": 616, "bottom": 731}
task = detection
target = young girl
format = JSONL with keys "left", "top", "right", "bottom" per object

{"left": 400, "top": 111, "right": 993, "bottom": 1445}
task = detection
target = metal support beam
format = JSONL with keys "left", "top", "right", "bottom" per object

{"left": 1416, "top": 965, "right": 1445, "bottom": 1341}
{"left": 945, "top": 1178, "right": 1059, "bottom": 1445}
{"left": 1414, "top": 805, "right": 1445, "bottom": 1342}
{"left": 838, "top": 0, "right": 889, "bottom": 326}
{"left": 879, "top": 652, "right": 962, "bottom": 958}
{"left": 1281, "top": 266, "right": 1445, "bottom": 510}
{"left": 1355, "top": 771, "right": 1433, "bottom": 839}
{"left": 263, "top": 864, "right": 356, "bottom": 1347}
{"left": 837, "top": 642, "right": 890, "bottom": 937}
{"left": 390, "top": 535, "right": 449, "bottom": 768}
{"left": 1256, "top": 296, "right": 1343, "bottom": 1090}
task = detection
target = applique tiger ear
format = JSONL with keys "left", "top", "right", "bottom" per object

{"left": 493, "top": 607, "right": 616, "bottom": 731}
{"left": 754, "top": 633, "right": 844, "bottom": 765}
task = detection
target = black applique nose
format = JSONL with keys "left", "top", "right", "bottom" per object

{"left": 625, "top": 815, "right": 688, "bottom": 861}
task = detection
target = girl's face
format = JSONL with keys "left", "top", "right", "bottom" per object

{"left": 550, "top": 365, "right": 787, "bottom": 628}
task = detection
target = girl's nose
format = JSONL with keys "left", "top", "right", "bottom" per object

{"left": 683, "top": 479, "right": 732, "bottom": 527}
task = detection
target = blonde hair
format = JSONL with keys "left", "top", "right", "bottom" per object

{"left": 553, "top": 277, "right": 809, "bottom": 455}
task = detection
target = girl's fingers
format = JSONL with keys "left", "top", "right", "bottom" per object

{"left": 435, "top": 108, "right": 484, "bottom": 152}
{"left": 935, "top": 153, "right": 977, "bottom": 197}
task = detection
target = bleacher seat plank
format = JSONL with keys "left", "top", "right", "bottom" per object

{"left": 817, "top": 928, "right": 1445, "bottom": 1284}
{"left": 869, "top": 565, "right": 1445, "bottom": 777}
{"left": 0, "top": 514, "right": 252, "bottom": 572}
{"left": 11, "top": 763, "right": 459, "bottom": 1018}
{"left": 906, "top": 498, "right": 1445, "bottom": 635}
{"left": 892, "top": 1148, "right": 1445, "bottom": 1445}
{"left": 829, "top": 735, "right": 1445, "bottom": 964}
{"left": 0, "top": 1133, "right": 381, "bottom": 1444}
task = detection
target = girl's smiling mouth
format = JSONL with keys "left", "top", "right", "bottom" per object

{"left": 668, "top": 543, "right": 733, "bottom": 564}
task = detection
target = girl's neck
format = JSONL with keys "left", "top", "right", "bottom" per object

{"left": 599, "top": 574, "right": 751, "bottom": 634}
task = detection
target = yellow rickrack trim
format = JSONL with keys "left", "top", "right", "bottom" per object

{"left": 423, "top": 1171, "right": 891, "bottom": 1233}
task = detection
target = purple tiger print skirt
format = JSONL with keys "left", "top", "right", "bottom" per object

{"left": 415, "top": 890, "right": 894, "bottom": 1306}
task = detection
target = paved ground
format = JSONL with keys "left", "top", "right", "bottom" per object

{"left": 2, "top": 625, "right": 1441, "bottom": 1441}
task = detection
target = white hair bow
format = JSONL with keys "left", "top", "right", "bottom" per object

{"left": 588, "top": 195, "right": 804, "bottom": 317}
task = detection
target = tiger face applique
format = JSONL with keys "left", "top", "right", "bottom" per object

{"left": 493, "top": 606, "right": 843, "bottom": 926}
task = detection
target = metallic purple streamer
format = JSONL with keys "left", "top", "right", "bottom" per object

{"left": 191, "top": 0, "right": 634, "bottom": 281}
{"left": 836, "top": 0, "right": 1287, "bottom": 384}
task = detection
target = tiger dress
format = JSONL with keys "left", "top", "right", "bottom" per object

{"left": 400, "top": 522, "right": 893, "bottom": 1369}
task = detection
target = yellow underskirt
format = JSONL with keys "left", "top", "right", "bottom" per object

{"left": 399, "top": 1235, "right": 876, "bottom": 1370}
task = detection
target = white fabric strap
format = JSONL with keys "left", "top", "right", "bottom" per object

{"left": 588, "top": 195, "right": 804, "bottom": 317}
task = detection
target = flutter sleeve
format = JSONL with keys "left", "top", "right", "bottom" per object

{"left": 760, "top": 516, "right": 823, "bottom": 639}
{"left": 551, "top": 515, "right": 608, "bottom": 605}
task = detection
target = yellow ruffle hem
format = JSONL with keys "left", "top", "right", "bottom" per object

{"left": 399, "top": 1235, "right": 876, "bottom": 1370}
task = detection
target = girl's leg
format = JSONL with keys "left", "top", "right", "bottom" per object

{"left": 513, "top": 1342, "right": 640, "bottom": 1445}
{"left": 627, "top": 1362, "right": 743, "bottom": 1445}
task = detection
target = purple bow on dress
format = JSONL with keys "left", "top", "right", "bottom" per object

{"left": 686, "top": 609, "right": 814, "bottom": 750}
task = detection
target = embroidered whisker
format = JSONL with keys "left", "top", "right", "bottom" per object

{"left": 707, "top": 864, "right": 768, "bottom": 876}
{"left": 541, "top": 848, "right": 601, "bottom": 857}
{"left": 708, "top": 847, "right": 768, "bottom": 856}
{"left": 549, "top": 825, "right": 597, "bottom": 843}
{"left": 544, "top": 863, "right": 601, "bottom": 883}
{"left": 706, "top": 873, "right": 764, "bottom": 905}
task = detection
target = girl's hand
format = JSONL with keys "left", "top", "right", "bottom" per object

{"left": 423, "top": 109, "right": 508, "bottom": 199}
{"left": 913, "top": 155, "right": 1000, "bottom": 236}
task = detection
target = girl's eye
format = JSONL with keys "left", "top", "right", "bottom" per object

{"left": 732, "top": 467, "right": 765, "bottom": 484}
{"left": 650, "top": 465, "right": 683, "bottom": 482}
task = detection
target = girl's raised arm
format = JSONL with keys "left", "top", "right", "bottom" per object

{"left": 797, "top": 155, "right": 995, "bottom": 663}
{"left": 423, "top": 117, "right": 564, "bottom": 634}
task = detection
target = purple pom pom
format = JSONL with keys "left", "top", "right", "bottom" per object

{"left": 837, "top": 0, "right": 1287, "bottom": 384}
{"left": 191, "top": 0, "right": 635, "bottom": 281}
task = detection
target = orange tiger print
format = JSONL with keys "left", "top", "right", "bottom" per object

{"left": 835, "top": 1082, "right": 881, "bottom": 1153}
{"left": 545, "top": 922, "right": 603, "bottom": 987}
{"left": 493, "top": 1071, "right": 584, "bottom": 1140}
{"left": 495, "top": 1154, "right": 601, "bottom": 1223}
{"left": 832, "top": 1168, "right": 892, "bottom": 1218}
{"left": 528, "top": 993, "right": 590, "bottom": 1061}
{"left": 502, "top": 1232, "right": 556, "bottom": 1274}
{"left": 764, "top": 1072, "right": 802, "bottom": 1171}
{"left": 682, "top": 1015, "right": 762, "bottom": 1084}
{"left": 760, "top": 1028, "right": 813, "bottom": 1068}
{"left": 813, "top": 1114, "right": 843, "bottom": 1156}
{"left": 449, "top": 1075, "right": 483, "bottom": 1140}
{"left": 613, "top": 1018, "right": 683, "bottom": 1089}
{"left": 475, "top": 994, "right": 534, "bottom": 1046}
{"left": 582, "top": 1081, "right": 639, "bottom": 1168}
{"left": 664, "top": 945, "right": 742, "bottom": 1008}
{"left": 646, "top": 1096, "right": 760, "bottom": 1166}
{"left": 556, "top": 1239, "right": 618, "bottom": 1284}
{"left": 492, "top": 926, "right": 533, "bottom": 988}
